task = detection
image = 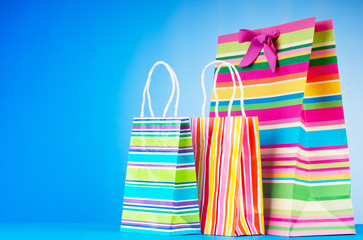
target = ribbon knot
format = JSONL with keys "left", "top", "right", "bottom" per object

{"left": 238, "top": 29, "right": 280, "bottom": 72}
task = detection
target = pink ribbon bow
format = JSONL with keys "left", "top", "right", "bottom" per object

{"left": 238, "top": 29, "right": 280, "bottom": 72}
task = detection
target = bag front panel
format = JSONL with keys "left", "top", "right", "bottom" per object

{"left": 121, "top": 117, "right": 200, "bottom": 235}
{"left": 191, "top": 116, "right": 264, "bottom": 236}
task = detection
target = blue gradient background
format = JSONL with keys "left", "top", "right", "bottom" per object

{"left": 0, "top": 0, "right": 362, "bottom": 227}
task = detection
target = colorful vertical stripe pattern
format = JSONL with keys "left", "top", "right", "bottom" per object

{"left": 190, "top": 116, "right": 264, "bottom": 236}
{"left": 211, "top": 18, "right": 355, "bottom": 237}
{"left": 121, "top": 117, "right": 201, "bottom": 235}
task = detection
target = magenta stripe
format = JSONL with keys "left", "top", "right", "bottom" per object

{"left": 215, "top": 62, "right": 309, "bottom": 82}
{"left": 265, "top": 217, "right": 354, "bottom": 223}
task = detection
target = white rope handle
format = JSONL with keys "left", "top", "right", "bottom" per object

{"left": 214, "top": 62, "right": 246, "bottom": 116}
{"left": 140, "top": 61, "right": 180, "bottom": 117}
{"left": 202, "top": 60, "right": 246, "bottom": 117}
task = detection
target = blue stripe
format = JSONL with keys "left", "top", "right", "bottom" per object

{"left": 259, "top": 127, "right": 348, "bottom": 147}
{"left": 263, "top": 178, "right": 351, "bottom": 183}
{"left": 303, "top": 95, "right": 342, "bottom": 104}
{"left": 128, "top": 154, "right": 177, "bottom": 163}
{"left": 211, "top": 92, "right": 304, "bottom": 106}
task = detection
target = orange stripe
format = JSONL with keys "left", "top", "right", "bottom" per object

{"left": 306, "top": 73, "right": 339, "bottom": 83}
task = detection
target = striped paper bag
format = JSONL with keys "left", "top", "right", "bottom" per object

{"left": 210, "top": 17, "right": 355, "bottom": 237}
{"left": 191, "top": 61, "right": 264, "bottom": 236}
{"left": 121, "top": 61, "right": 200, "bottom": 235}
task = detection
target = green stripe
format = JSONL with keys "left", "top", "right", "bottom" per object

{"left": 130, "top": 138, "right": 192, "bottom": 147}
{"left": 217, "top": 54, "right": 311, "bottom": 73}
{"left": 176, "top": 169, "right": 197, "bottom": 183}
{"left": 131, "top": 138, "right": 179, "bottom": 147}
{"left": 123, "top": 208, "right": 198, "bottom": 215}
{"left": 313, "top": 29, "right": 335, "bottom": 44}
{"left": 266, "top": 225, "right": 354, "bottom": 231}
{"left": 122, "top": 211, "right": 199, "bottom": 224}
{"left": 309, "top": 56, "right": 337, "bottom": 67}
{"left": 263, "top": 183, "right": 352, "bottom": 201}
{"left": 216, "top": 43, "right": 313, "bottom": 61}
{"left": 265, "top": 208, "right": 353, "bottom": 217}
{"left": 312, "top": 44, "right": 336, "bottom": 52}
{"left": 126, "top": 168, "right": 175, "bottom": 182}
{"left": 217, "top": 28, "right": 314, "bottom": 54}
{"left": 303, "top": 100, "right": 342, "bottom": 110}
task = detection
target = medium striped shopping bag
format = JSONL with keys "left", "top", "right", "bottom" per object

{"left": 190, "top": 60, "right": 264, "bottom": 236}
{"left": 120, "top": 61, "right": 200, "bottom": 235}
{"left": 209, "top": 17, "right": 355, "bottom": 237}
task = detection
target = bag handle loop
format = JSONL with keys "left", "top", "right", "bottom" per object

{"left": 140, "top": 61, "right": 180, "bottom": 117}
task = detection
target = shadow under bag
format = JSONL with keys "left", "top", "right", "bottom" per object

{"left": 120, "top": 61, "right": 200, "bottom": 235}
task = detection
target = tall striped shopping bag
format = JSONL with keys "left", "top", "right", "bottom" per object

{"left": 120, "top": 61, "right": 200, "bottom": 235}
{"left": 190, "top": 60, "right": 264, "bottom": 236}
{"left": 209, "top": 17, "right": 355, "bottom": 236}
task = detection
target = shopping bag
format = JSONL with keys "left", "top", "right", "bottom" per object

{"left": 120, "top": 61, "right": 200, "bottom": 235}
{"left": 191, "top": 60, "right": 264, "bottom": 236}
{"left": 210, "top": 17, "right": 355, "bottom": 237}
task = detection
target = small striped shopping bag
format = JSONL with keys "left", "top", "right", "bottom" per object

{"left": 190, "top": 61, "right": 264, "bottom": 236}
{"left": 120, "top": 61, "right": 200, "bottom": 235}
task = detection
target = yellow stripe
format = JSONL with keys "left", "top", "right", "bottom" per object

{"left": 212, "top": 78, "right": 306, "bottom": 100}
{"left": 304, "top": 81, "right": 342, "bottom": 97}
{"left": 262, "top": 173, "right": 351, "bottom": 181}
{"left": 310, "top": 53, "right": 336, "bottom": 60}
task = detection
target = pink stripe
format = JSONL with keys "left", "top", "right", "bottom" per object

{"left": 262, "top": 168, "right": 351, "bottom": 177}
{"left": 302, "top": 107, "right": 345, "bottom": 122}
{"left": 311, "top": 48, "right": 336, "bottom": 57}
{"left": 258, "top": 117, "right": 301, "bottom": 126}
{"left": 262, "top": 166, "right": 350, "bottom": 172}
{"left": 261, "top": 153, "right": 297, "bottom": 159}
{"left": 262, "top": 158, "right": 350, "bottom": 165}
{"left": 266, "top": 217, "right": 354, "bottom": 223}
{"left": 296, "top": 154, "right": 350, "bottom": 161}
{"left": 248, "top": 105, "right": 302, "bottom": 122}
{"left": 218, "top": 17, "right": 316, "bottom": 44}
{"left": 241, "top": 62, "right": 309, "bottom": 81}
{"left": 302, "top": 119, "right": 345, "bottom": 127}
{"left": 307, "top": 64, "right": 338, "bottom": 77}
{"left": 266, "top": 228, "right": 355, "bottom": 237}
{"left": 265, "top": 213, "right": 355, "bottom": 220}
{"left": 216, "top": 117, "right": 231, "bottom": 234}
{"left": 261, "top": 143, "right": 348, "bottom": 151}
{"left": 267, "top": 220, "right": 355, "bottom": 228}
{"left": 214, "top": 62, "right": 309, "bottom": 83}
{"left": 315, "top": 19, "right": 334, "bottom": 32}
